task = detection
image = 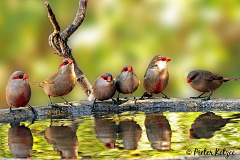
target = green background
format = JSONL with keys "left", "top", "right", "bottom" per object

{"left": 1, "top": 0, "right": 240, "bottom": 108}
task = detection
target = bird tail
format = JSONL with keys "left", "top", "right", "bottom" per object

{"left": 29, "top": 82, "right": 43, "bottom": 88}
{"left": 223, "top": 78, "right": 240, "bottom": 82}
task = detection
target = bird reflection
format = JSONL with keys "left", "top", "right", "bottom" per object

{"left": 94, "top": 116, "right": 118, "bottom": 149}
{"left": 8, "top": 122, "right": 33, "bottom": 158}
{"left": 44, "top": 122, "right": 79, "bottom": 159}
{"left": 190, "top": 112, "right": 229, "bottom": 139}
{"left": 118, "top": 119, "right": 142, "bottom": 150}
{"left": 145, "top": 113, "right": 172, "bottom": 151}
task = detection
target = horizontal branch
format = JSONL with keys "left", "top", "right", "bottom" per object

{"left": 1, "top": 98, "right": 240, "bottom": 123}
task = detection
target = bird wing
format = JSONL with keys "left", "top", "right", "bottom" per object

{"left": 42, "top": 73, "right": 58, "bottom": 84}
{"left": 204, "top": 71, "right": 223, "bottom": 81}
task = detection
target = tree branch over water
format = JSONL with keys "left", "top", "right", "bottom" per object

{"left": 44, "top": 0, "right": 93, "bottom": 98}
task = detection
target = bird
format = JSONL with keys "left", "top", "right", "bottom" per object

{"left": 115, "top": 65, "right": 140, "bottom": 103}
{"left": 30, "top": 58, "right": 76, "bottom": 105}
{"left": 92, "top": 73, "right": 116, "bottom": 104}
{"left": 140, "top": 55, "right": 171, "bottom": 99}
{"left": 6, "top": 71, "right": 36, "bottom": 115}
{"left": 187, "top": 70, "right": 240, "bottom": 100}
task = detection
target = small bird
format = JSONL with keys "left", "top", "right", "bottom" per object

{"left": 187, "top": 70, "right": 240, "bottom": 100}
{"left": 6, "top": 71, "right": 36, "bottom": 114}
{"left": 115, "top": 65, "right": 140, "bottom": 103}
{"left": 92, "top": 73, "right": 116, "bottom": 104}
{"left": 141, "top": 55, "right": 171, "bottom": 99}
{"left": 31, "top": 58, "right": 76, "bottom": 105}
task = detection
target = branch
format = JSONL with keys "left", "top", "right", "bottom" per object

{"left": 44, "top": 0, "right": 93, "bottom": 98}
{"left": 61, "top": 0, "right": 88, "bottom": 41}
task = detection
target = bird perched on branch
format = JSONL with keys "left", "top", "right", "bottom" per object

{"left": 187, "top": 70, "right": 240, "bottom": 100}
{"left": 30, "top": 58, "right": 76, "bottom": 105}
{"left": 92, "top": 73, "right": 116, "bottom": 105}
{"left": 140, "top": 55, "right": 171, "bottom": 99}
{"left": 115, "top": 65, "right": 140, "bottom": 103}
{"left": 6, "top": 71, "right": 36, "bottom": 115}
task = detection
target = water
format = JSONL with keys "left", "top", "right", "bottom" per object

{"left": 0, "top": 111, "right": 239, "bottom": 159}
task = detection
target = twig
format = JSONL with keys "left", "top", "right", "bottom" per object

{"left": 44, "top": 0, "right": 93, "bottom": 98}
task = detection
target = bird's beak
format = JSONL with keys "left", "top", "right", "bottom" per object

{"left": 23, "top": 74, "right": 28, "bottom": 79}
{"left": 166, "top": 58, "right": 171, "bottom": 62}
{"left": 128, "top": 66, "right": 133, "bottom": 72}
{"left": 68, "top": 59, "right": 73, "bottom": 64}
{"left": 107, "top": 77, "right": 112, "bottom": 82}
{"left": 187, "top": 78, "right": 192, "bottom": 83}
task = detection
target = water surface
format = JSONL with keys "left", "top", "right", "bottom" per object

{"left": 0, "top": 111, "right": 239, "bottom": 159}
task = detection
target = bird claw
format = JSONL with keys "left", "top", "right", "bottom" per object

{"left": 48, "top": 103, "right": 59, "bottom": 108}
{"left": 162, "top": 96, "right": 170, "bottom": 99}
{"left": 190, "top": 96, "right": 208, "bottom": 99}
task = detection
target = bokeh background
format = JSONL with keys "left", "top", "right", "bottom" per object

{"left": 1, "top": 0, "right": 240, "bottom": 109}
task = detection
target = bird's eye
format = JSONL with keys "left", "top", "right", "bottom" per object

{"left": 191, "top": 75, "right": 197, "bottom": 80}
{"left": 101, "top": 76, "right": 107, "bottom": 80}
{"left": 161, "top": 58, "right": 165, "bottom": 61}
{"left": 18, "top": 75, "right": 23, "bottom": 79}
{"left": 122, "top": 68, "right": 128, "bottom": 72}
{"left": 64, "top": 61, "right": 68, "bottom": 65}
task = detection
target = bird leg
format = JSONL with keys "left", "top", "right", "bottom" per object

{"left": 9, "top": 107, "right": 14, "bottom": 115}
{"left": 201, "top": 93, "right": 212, "bottom": 101}
{"left": 190, "top": 92, "right": 208, "bottom": 99}
{"left": 161, "top": 92, "right": 170, "bottom": 99}
{"left": 92, "top": 99, "right": 98, "bottom": 110}
{"left": 132, "top": 93, "right": 137, "bottom": 105}
{"left": 111, "top": 98, "right": 118, "bottom": 104}
{"left": 117, "top": 92, "right": 121, "bottom": 104}
{"left": 47, "top": 95, "right": 59, "bottom": 107}
{"left": 61, "top": 97, "right": 73, "bottom": 106}
{"left": 28, "top": 104, "right": 37, "bottom": 116}
{"left": 139, "top": 92, "right": 153, "bottom": 100}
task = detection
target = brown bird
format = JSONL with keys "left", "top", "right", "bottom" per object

{"left": 31, "top": 58, "right": 76, "bottom": 105}
{"left": 115, "top": 65, "right": 140, "bottom": 102}
{"left": 141, "top": 55, "right": 171, "bottom": 99}
{"left": 187, "top": 70, "right": 240, "bottom": 100}
{"left": 8, "top": 123, "right": 33, "bottom": 158}
{"left": 6, "top": 71, "right": 36, "bottom": 114}
{"left": 92, "top": 73, "right": 116, "bottom": 104}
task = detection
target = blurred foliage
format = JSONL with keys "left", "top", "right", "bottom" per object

{"left": 0, "top": 111, "right": 240, "bottom": 159}
{"left": 1, "top": 0, "right": 240, "bottom": 108}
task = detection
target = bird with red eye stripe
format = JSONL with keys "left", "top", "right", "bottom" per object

{"left": 6, "top": 71, "right": 37, "bottom": 115}
{"left": 140, "top": 55, "right": 171, "bottom": 99}
{"left": 187, "top": 70, "right": 240, "bottom": 100}
{"left": 30, "top": 58, "right": 76, "bottom": 106}
{"left": 92, "top": 73, "right": 116, "bottom": 105}
{"left": 115, "top": 65, "right": 140, "bottom": 103}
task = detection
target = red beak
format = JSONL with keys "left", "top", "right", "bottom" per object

{"left": 107, "top": 77, "right": 112, "bottom": 82}
{"left": 187, "top": 78, "right": 192, "bottom": 83}
{"left": 68, "top": 59, "right": 73, "bottom": 64}
{"left": 23, "top": 74, "right": 28, "bottom": 79}
{"left": 166, "top": 58, "right": 171, "bottom": 62}
{"left": 128, "top": 66, "right": 133, "bottom": 72}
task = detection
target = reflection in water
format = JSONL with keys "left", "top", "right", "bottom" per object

{"left": 45, "top": 122, "right": 79, "bottom": 159}
{"left": 118, "top": 119, "right": 142, "bottom": 150}
{"left": 94, "top": 116, "right": 117, "bottom": 149}
{"left": 8, "top": 123, "right": 33, "bottom": 158}
{"left": 145, "top": 113, "right": 172, "bottom": 151}
{"left": 190, "top": 112, "right": 228, "bottom": 139}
